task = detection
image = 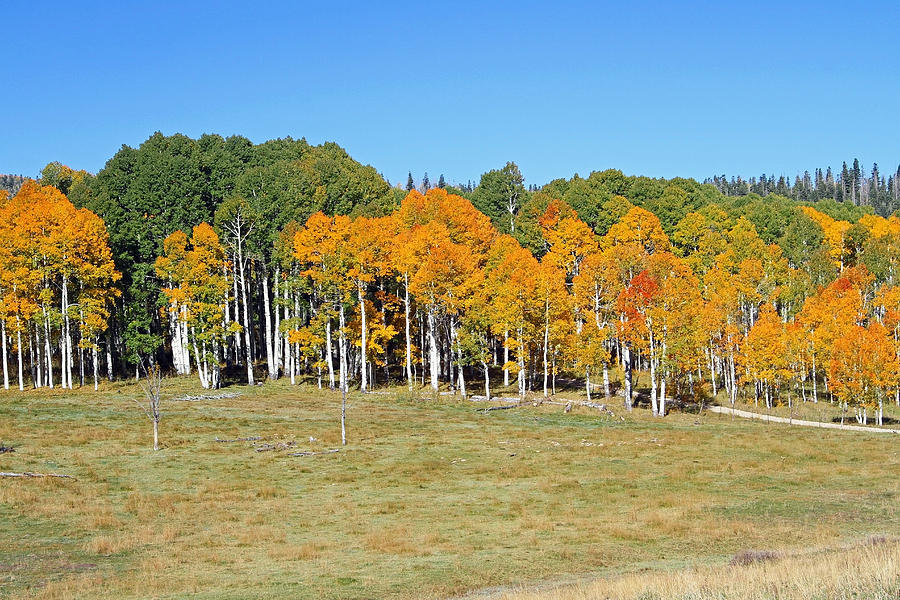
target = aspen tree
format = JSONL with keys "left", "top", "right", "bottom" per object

{"left": 215, "top": 197, "right": 257, "bottom": 385}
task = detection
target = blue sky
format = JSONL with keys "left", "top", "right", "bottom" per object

{"left": 4, "top": 1, "right": 900, "bottom": 187}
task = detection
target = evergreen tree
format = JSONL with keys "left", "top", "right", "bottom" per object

{"left": 840, "top": 162, "right": 850, "bottom": 203}
{"left": 438, "top": 174, "right": 446, "bottom": 189}
{"left": 406, "top": 172, "right": 415, "bottom": 191}
{"left": 470, "top": 162, "right": 526, "bottom": 234}
{"left": 422, "top": 172, "right": 431, "bottom": 191}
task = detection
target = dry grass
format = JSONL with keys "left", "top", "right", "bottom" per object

{"left": 492, "top": 538, "right": 900, "bottom": 600}
{"left": 0, "top": 377, "right": 898, "bottom": 599}
{"left": 708, "top": 389, "right": 900, "bottom": 427}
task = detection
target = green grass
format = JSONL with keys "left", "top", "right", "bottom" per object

{"left": 0, "top": 378, "right": 898, "bottom": 599}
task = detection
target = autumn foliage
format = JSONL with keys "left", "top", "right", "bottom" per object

{"left": 0, "top": 181, "right": 119, "bottom": 390}
{"left": 4, "top": 174, "right": 900, "bottom": 428}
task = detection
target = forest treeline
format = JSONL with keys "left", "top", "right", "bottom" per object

{"left": 2, "top": 132, "right": 900, "bottom": 426}
{"left": 706, "top": 158, "right": 900, "bottom": 216}
{"left": 0, "top": 174, "right": 26, "bottom": 197}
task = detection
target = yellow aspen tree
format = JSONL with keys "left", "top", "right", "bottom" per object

{"left": 535, "top": 258, "right": 570, "bottom": 397}
{"left": 602, "top": 206, "right": 670, "bottom": 409}
{"left": 830, "top": 322, "right": 899, "bottom": 426}
{"left": 740, "top": 305, "right": 791, "bottom": 409}
{"left": 572, "top": 249, "right": 620, "bottom": 400}
{"left": 156, "top": 224, "right": 230, "bottom": 389}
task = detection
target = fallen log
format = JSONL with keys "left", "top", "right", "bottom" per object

{"left": 472, "top": 395, "right": 614, "bottom": 416}
{"left": 478, "top": 404, "right": 521, "bottom": 413}
{"left": 214, "top": 436, "right": 262, "bottom": 443}
{"left": 0, "top": 471, "right": 75, "bottom": 480}
{"left": 0, "top": 445, "right": 14, "bottom": 454}
{"left": 174, "top": 391, "right": 242, "bottom": 402}
{"left": 289, "top": 449, "right": 340, "bottom": 457}
{"left": 469, "top": 395, "right": 516, "bottom": 403}
{"left": 255, "top": 441, "right": 296, "bottom": 452}
{"left": 551, "top": 398, "right": 614, "bottom": 415}
{"left": 581, "top": 402, "right": 609, "bottom": 411}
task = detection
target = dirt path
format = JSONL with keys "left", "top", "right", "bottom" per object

{"left": 707, "top": 405, "right": 900, "bottom": 434}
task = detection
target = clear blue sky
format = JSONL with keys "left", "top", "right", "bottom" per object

{"left": 4, "top": 1, "right": 900, "bottom": 187}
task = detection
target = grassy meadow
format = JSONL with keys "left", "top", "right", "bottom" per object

{"left": 495, "top": 537, "right": 900, "bottom": 600}
{"left": 0, "top": 377, "right": 898, "bottom": 599}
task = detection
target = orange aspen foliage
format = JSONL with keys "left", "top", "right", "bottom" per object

{"left": 616, "top": 267, "right": 659, "bottom": 384}
{"left": 155, "top": 223, "right": 230, "bottom": 388}
{"left": 858, "top": 214, "right": 900, "bottom": 240}
{"left": 800, "top": 206, "right": 851, "bottom": 269}
{"left": 1, "top": 180, "right": 119, "bottom": 390}
{"left": 540, "top": 200, "right": 598, "bottom": 279}
{"left": 397, "top": 188, "right": 496, "bottom": 257}
{"left": 603, "top": 206, "right": 670, "bottom": 254}
{"left": 741, "top": 305, "right": 791, "bottom": 397}
{"left": 830, "top": 322, "right": 899, "bottom": 421}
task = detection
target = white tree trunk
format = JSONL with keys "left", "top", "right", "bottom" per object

{"left": 552, "top": 354, "right": 556, "bottom": 395}
{"left": 729, "top": 349, "right": 737, "bottom": 405}
{"left": 359, "top": 284, "right": 367, "bottom": 393}
{"left": 273, "top": 268, "right": 281, "bottom": 376}
{"left": 181, "top": 309, "right": 190, "bottom": 371}
{"left": 450, "top": 317, "right": 465, "bottom": 397}
{"left": 106, "top": 333, "right": 114, "bottom": 382}
{"left": 293, "top": 292, "right": 301, "bottom": 383}
{"left": 339, "top": 303, "right": 348, "bottom": 391}
{"left": 237, "top": 246, "right": 254, "bottom": 386}
{"left": 325, "top": 316, "right": 335, "bottom": 389}
{"left": 233, "top": 264, "right": 241, "bottom": 361}
{"left": 32, "top": 325, "right": 40, "bottom": 388}
{"left": 213, "top": 340, "right": 222, "bottom": 389}
{"left": 517, "top": 329, "right": 525, "bottom": 401}
{"left": 171, "top": 301, "right": 190, "bottom": 376}
{"left": 811, "top": 353, "right": 818, "bottom": 403}
{"left": 78, "top": 325, "right": 85, "bottom": 388}
{"left": 404, "top": 276, "right": 413, "bottom": 389}
{"left": 542, "top": 309, "right": 549, "bottom": 398}
{"left": 16, "top": 321, "right": 24, "bottom": 391}
{"left": 623, "top": 344, "right": 632, "bottom": 410}
{"left": 503, "top": 330, "right": 510, "bottom": 386}
{"left": 43, "top": 307, "right": 53, "bottom": 389}
{"left": 60, "top": 288, "right": 67, "bottom": 388}
{"left": 262, "top": 268, "right": 275, "bottom": 380}
{"left": 339, "top": 303, "right": 348, "bottom": 445}
{"left": 170, "top": 303, "right": 182, "bottom": 374}
{"left": 62, "top": 275, "right": 73, "bottom": 389}
{"left": 660, "top": 340, "right": 668, "bottom": 417}
{"left": 191, "top": 330, "right": 209, "bottom": 389}
{"left": 603, "top": 362, "right": 610, "bottom": 400}
{"left": 649, "top": 328, "right": 658, "bottom": 416}
{"left": 1, "top": 320, "right": 8, "bottom": 390}
{"left": 93, "top": 345, "right": 99, "bottom": 391}
{"left": 482, "top": 360, "right": 491, "bottom": 400}
{"left": 428, "top": 308, "right": 439, "bottom": 391}
{"left": 289, "top": 336, "right": 296, "bottom": 385}
{"left": 201, "top": 341, "right": 209, "bottom": 388}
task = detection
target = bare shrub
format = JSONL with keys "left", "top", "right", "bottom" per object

{"left": 729, "top": 549, "right": 780, "bottom": 566}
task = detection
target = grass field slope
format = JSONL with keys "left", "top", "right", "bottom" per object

{"left": 0, "top": 379, "right": 898, "bottom": 599}
{"left": 492, "top": 538, "right": 899, "bottom": 600}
